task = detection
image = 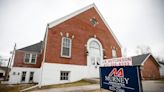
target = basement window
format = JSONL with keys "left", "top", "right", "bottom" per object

{"left": 60, "top": 71, "right": 70, "bottom": 80}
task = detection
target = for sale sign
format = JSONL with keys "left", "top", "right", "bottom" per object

{"left": 100, "top": 66, "right": 142, "bottom": 92}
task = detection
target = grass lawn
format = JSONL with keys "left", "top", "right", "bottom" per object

{"left": 0, "top": 83, "right": 35, "bottom": 92}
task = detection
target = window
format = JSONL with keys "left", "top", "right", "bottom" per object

{"left": 24, "top": 53, "right": 37, "bottom": 64}
{"left": 61, "top": 37, "right": 72, "bottom": 57}
{"left": 13, "top": 72, "right": 16, "bottom": 75}
{"left": 21, "top": 71, "right": 26, "bottom": 82}
{"left": 90, "top": 17, "right": 98, "bottom": 26}
{"left": 60, "top": 71, "right": 70, "bottom": 80}
{"left": 112, "top": 49, "right": 117, "bottom": 58}
{"left": 31, "top": 54, "right": 36, "bottom": 63}
{"left": 29, "top": 72, "right": 34, "bottom": 82}
{"left": 25, "top": 53, "right": 30, "bottom": 63}
{"left": 89, "top": 41, "right": 101, "bottom": 56}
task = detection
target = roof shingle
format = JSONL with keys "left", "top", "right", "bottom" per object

{"left": 132, "top": 53, "right": 150, "bottom": 66}
{"left": 18, "top": 41, "right": 43, "bottom": 53}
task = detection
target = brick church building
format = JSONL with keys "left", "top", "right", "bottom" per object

{"left": 8, "top": 4, "right": 160, "bottom": 86}
{"left": 8, "top": 4, "right": 122, "bottom": 86}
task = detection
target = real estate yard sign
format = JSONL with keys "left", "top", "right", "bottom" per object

{"left": 100, "top": 66, "right": 142, "bottom": 92}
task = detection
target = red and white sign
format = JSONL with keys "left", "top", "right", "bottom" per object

{"left": 102, "top": 57, "right": 132, "bottom": 66}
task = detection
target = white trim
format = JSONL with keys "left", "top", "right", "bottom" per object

{"left": 48, "top": 3, "right": 122, "bottom": 48}
{"left": 60, "top": 37, "right": 72, "bottom": 58}
{"left": 48, "top": 4, "right": 95, "bottom": 28}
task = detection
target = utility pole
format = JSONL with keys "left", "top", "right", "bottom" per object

{"left": 5, "top": 43, "right": 16, "bottom": 80}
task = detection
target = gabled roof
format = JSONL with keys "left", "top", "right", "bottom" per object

{"left": 47, "top": 3, "right": 122, "bottom": 48}
{"left": 132, "top": 54, "right": 150, "bottom": 66}
{"left": 18, "top": 41, "right": 43, "bottom": 53}
{"left": 132, "top": 53, "right": 160, "bottom": 67}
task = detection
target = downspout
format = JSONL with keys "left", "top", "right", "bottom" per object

{"left": 39, "top": 24, "right": 49, "bottom": 88}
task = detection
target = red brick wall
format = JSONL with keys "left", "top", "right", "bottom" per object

{"left": 141, "top": 56, "right": 160, "bottom": 79}
{"left": 45, "top": 8, "right": 122, "bottom": 65}
{"left": 13, "top": 50, "right": 42, "bottom": 68}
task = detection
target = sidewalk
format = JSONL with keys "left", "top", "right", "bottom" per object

{"left": 30, "top": 84, "right": 101, "bottom": 92}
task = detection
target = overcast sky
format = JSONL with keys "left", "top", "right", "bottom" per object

{"left": 0, "top": 0, "right": 164, "bottom": 59}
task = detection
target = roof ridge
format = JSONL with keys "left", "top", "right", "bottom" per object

{"left": 18, "top": 41, "right": 43, "bottom": 53}
{"left": 47, "top": 3, "right": 122, "bottom": 47}
{"left": 48, "top": 3, "right": 95, "bottom": 28}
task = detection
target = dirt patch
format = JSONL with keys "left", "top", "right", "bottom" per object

{"left": 29, "top": 79, "right": 97, "bottom": 91}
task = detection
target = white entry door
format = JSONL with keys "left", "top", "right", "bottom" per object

{"left": 87, "top": 38, "right": 103, "bottom": 78}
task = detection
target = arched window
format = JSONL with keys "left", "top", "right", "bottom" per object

{"left": 89, "top": 41, "right": 101, "bottom": 56}
{"left": 87, "top": 38, "right": 103, "bottom": 67}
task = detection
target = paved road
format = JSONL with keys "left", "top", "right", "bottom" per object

{"left": 30, "top": 80, "right": 164, "bottom": 92}
{"left": 142, "top": 80, "right": 164, "bottom": 92}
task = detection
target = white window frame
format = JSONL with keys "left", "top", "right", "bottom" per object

{"left": 61, "top": 37, "right": 72, "bottom": 58}
{"left": 24, "top": 53, "right": 37, "bottom": 64}
{"left": 60, "top": 71, "right": 70, "bottom": 81}
{"left": 112, "top": 49, "right": 117, "bottom": 58}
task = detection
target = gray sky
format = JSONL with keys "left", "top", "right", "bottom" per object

{"left": 0, "top": 0, "right": 164, "bottom": 58}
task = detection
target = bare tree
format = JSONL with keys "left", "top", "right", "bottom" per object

{"left": 136, "top": 45, "right": 152, "bottom": 55}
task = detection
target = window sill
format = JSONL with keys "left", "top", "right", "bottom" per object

{"left": 24, "top": 62, "right": 36, "bottom": 64}
{"left": 60, "top": 55, "right": 71, "bottom": 59}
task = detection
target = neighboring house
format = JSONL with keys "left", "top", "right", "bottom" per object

{"left": 8, "top": 41, "right": 42, "bottom": 84}
{"left": 132, "top": 53, "right": 160, "bottom": 80}
{"left": 159, "top": 62, "right": 164, "bottom": 78}
{"left": 0, "top": 67, "right": 9, "bottom": 80}
{"left": 8, "top": 4, "right": 122, "bottom": 85}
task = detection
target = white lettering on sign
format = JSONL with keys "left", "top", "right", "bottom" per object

{"left": 103, "top": 57, "right": 132, "bottom": 66}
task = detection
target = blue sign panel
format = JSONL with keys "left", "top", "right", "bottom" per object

{"left": 100, "top": 66, "right": 142, "bottom": 92}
